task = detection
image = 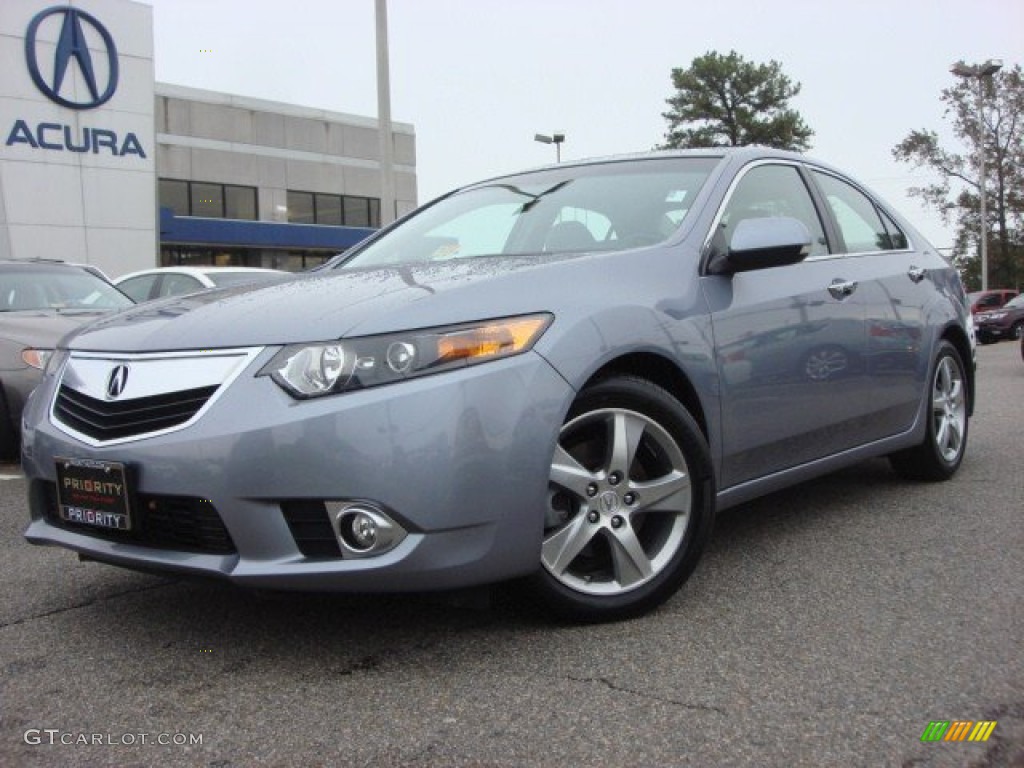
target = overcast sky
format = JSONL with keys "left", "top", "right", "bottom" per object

{"left": 141, "top": 0, "right": 1023, "bottom": 249}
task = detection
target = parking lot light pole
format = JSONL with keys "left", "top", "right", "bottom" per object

{"left": 950, "top": 58, "right": 1003, "bottom": 291}
{"left": 376, "top": 0, "right": 396, "bottom": 226}
{"left": 534, "top": 132, "right": 566, "bottom": 162}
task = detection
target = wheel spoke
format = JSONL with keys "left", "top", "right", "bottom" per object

{"left": 549, "top": 443, "right": 597, "bottom": 499}
{"left": 946, "top": 417, "right": 963, "bottom": 454}
{"left": 948, "top": 378, "right": 963, "bottom": 406}
{"left": 936, "top": 358, "right": 951, "bottom": 393}
{"left": 607, "top": 411, "right": 646, "bottom": 478}
{"left": 632, "top": 469, "right": 690, "bottom": 511}
{"left": 541, "top": 514, "right": 597, "bottom": 576}
{"left": 935, "top": 417, "right": 950, "bottom": 454}
{"left": 608, "top": 525, "right": 654, "bottom": 588}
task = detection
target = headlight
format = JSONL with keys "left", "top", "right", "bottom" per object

{"left": 21, "top": 348, "right": 54, "bottom": 370}
{"left": 260, "top": 313, "right": 552, "bottom": 399}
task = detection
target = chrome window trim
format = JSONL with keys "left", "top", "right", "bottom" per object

{"left": 50, "top": 347, "right": 265, "bottom": 447}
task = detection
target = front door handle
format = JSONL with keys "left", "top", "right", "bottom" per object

{"left": 908, "top": 266, "right": 927, "bottom": 283}
{"left": 828, "top": 279, "right": 857, "bottom": 300}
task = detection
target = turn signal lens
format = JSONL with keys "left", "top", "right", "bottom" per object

{"left": 22, "top": 348, "right": 53, "bottom": 370}
{"left": 435, "top": 316, "right": 550, "bottom": 365}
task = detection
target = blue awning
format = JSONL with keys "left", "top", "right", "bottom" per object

{"left": 159, "top": 208, "right": 375, "bottom": 251}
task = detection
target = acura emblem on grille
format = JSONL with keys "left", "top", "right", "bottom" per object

{"left": 106, "top": 365, "right": 129, "bottom": 399}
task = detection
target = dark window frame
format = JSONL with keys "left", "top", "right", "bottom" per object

{"left": 158, "top": 178, "right": 258, "bottom": 221}
{"left": 287, "top": 189, "right": 382, "bottom": 228}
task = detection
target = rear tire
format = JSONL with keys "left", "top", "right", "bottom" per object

{"left": 889, "top": 341, "right": 968, "bottom": 481}
{"left": 526, "top": 376, "right": 714, "bottom": 622}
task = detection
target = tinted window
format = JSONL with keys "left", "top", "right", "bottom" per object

{"left": 158, "top": 179, "right": 189, "bottom": 217}
{"left": 717, "top": 164, "right": 829, "bottom": 257}
{"left": 287, "top": 191, "right": 315, "bottom": 224}
{"left": 117, "top": 274, "right": 159, "bottom": 302}
{"left": 225, "top": 185, "right": 257, "bottom": 220}
{"left": 879, "top": 209, "right": 909, "bottom": 250}
{"left": 191, "top": 183, "right": 223, "bottom": 218}
{"left": 813, "top": 171, "right": 892, "bottom": 253}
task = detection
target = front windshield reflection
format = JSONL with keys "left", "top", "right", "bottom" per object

{"left": 339, "top": 157, "right": 718, "bottom": 269}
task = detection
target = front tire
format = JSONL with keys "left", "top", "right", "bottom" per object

{"left": 889, "top": 340, "right": 969, "bottom": 481}
{"left": 527, "top": 376, "right": 714, "bottom": 622}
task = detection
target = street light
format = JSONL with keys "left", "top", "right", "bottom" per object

{"left": 950, "top": 58, "right": 1003, "bottom": 290}
{"left": 534, "top": 132, "right": 565, "bottom": 162}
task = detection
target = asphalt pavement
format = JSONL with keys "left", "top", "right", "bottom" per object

{"left": 1, "top": 342, "right": 1021, "bottom": 767}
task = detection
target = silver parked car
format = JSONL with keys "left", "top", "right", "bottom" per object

{"left": 0, "top": 260, "right": 134, "bottom": 460}
{"left": 22, "top": 149, "right": 974, "bottom": 621}
{"left": 114, "top": 266, "right": 290, "bottom": 302}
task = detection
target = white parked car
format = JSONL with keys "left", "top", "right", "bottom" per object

{"left": 114, "top": 267, "right": 290, "bottom": 302}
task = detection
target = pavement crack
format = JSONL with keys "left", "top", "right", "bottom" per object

{"left": 566, "top": 674, "right": 726, "bottom": 715}
{"left": 0, "top": 581, "right": 173, "bottom": 629}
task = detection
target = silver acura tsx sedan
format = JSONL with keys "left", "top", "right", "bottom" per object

{"left": 22, "top": 148, "right": 974, "bottom": 621}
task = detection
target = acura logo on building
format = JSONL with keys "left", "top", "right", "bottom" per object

{"left": 25, "top": 5, "right": 119, "bottom": 110}
{"left": 106, "top": 365, "right": 129, "bottom": 399}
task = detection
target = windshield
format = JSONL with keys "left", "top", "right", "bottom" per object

{"left": 0, "top": 268, "right": 134, "bottom": 311}
{"left": 1003, "top": 294, "right": 1024, "bottom": 309}
{"left": 339, "top": 157, "right": 719, "bottom": 269}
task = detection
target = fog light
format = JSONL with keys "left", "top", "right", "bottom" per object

{"left": 348, "top": 512, "right": 377, "bottom": 549}
{"left": 327, "top": 502, "right": 407, "bottom": 558}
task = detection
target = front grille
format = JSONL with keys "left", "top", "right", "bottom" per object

{"left": 54, "top": 384, "right": 219, "bottom": 442}
{"left": 281, "top": 500, "right": 342, "bottom": 558}
{"left": 41, "top": 481, "right": 236, "bottom": 555}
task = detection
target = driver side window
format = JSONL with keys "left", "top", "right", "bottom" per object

{"left": 716, "top": 164, "right": 830, "bottom": 258}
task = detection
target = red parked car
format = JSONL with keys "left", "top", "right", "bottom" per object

{"left": 974, "top": 293, "right": 1024, "bottom": 344}
{"left": 968, "top": 289, "right": 1018, "bottom": 314}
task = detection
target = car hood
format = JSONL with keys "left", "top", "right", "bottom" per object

{"left": 0, "top": 310, "right": 112, "bottom": 347}
{"left": 64, "top": 254, "right": 596, "bottom": 352}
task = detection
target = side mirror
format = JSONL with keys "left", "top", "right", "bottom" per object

{"left": 708, "top": 216, "right": 812, "bottom": 275}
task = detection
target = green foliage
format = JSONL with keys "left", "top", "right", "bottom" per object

{"left": 893, "top": 64, "right": 1024, "bottom": 290}
{"left": 661, "top": 51, "right": 813, "bottom": 151}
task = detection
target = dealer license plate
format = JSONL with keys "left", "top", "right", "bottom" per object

{"left": 55, "top": 458, "right": 132, "bottom": 531}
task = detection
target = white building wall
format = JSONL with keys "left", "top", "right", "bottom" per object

{"left": 0, "top": 0, "right": 157, "bottom": 276}
{"left": 154, "top": 84, "right": 418, "bottom": 223}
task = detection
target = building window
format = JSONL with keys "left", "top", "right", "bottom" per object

{"left": 226, "top": 185, "right": 257, "bottom": 220}
{"left": 158, "top": 179, "right": 257, "bottom": 220}
{"left": 159, "top": 179, "right": 189, "bottom": 217}
{"left": 288, "top": 190, "right": 381, "bottom": 227}
{"left": 286, "top": 191, "right": 315, "bottom": 224}
{"left": 191, "top": 182, "right": 223, "bottom": 218}
{"left": 315, "top": 193, "right": 343, "bottom": 225}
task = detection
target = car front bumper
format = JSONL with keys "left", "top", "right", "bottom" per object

{"left": 22, "top": 347, "right": 572, "bottom": 591}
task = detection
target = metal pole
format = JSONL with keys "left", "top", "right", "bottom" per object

{"left": 976, "top": 80, "right": 989, "bottom": 291}
{"left": 375, "top": 0, "right": 396, "bottom": 226}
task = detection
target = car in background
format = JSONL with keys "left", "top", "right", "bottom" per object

{"left": 22, "top": 148, "right": 974, "bottom": 621}
{"left": 0, "top": 260, "right": 134, "bottom": 459}
{"left": 114, "top": 266, "right": 290, "bottom": 302}
{"left": 974, "top": 292, "right": 1024, "bottom": 344}
{"left": 968, "top": 288, "right": 1017, "bottom": 315}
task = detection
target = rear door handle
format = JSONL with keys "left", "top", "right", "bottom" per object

{"left": 828, "top": 279, "right": 857, "bottom": 300}
{"left": 908, "top": 266, "right": 927, "bottom": 283}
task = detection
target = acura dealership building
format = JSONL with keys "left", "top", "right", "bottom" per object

{"left": 0, "top": 0, "right": 417, "bottom": 277}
